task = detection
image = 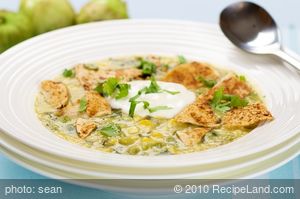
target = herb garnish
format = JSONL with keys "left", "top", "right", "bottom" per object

{"left": 128, "top": 101, "right": 138, "bottom": 117}
{"left": 144, "top": 76, "right": 161, "bottom": 94}
{"left": 129, "top": 100, "right": 148, "bottom": 117}
{"left": 239, "top": 75, "right": 246, "bottom": 82}
{"left": 178, "top": 55, "right": 187, "bottom": 64}
{"left": 137, "top": 58, "right": 157, "bottom": 76}
{"left": 128, "top": 77, "right": 176, "bottom": 117}
{"left": 145, "top": 76, "right": 179, "bottom": 95}
{"left": 102, "top": 77, "right": 119, "bottom": 96}
{"left": 94, "top": 77, "right": 131, "bottom": 100}
{"left": 197, "top": 76, "right": 217, "bottom": 88}
{"left": 210, "top": 87, "right": 248, "bottom": 113}
{"left": 128, "top": 77, "right": 179, "bottom": 103}
{"left": 115, "top": 83, "right": 131, "bottom": 99}
{"left": 63, "top": 69, "right": 75, "bottom": 78}
{"left": 79, "top": 97, "right": 87, "bottom": 112}
{"left": 162, "top": 90, "right": 180, "bottom": 95}
{"left": 99, "top": 123, "right": 121, "bottom": 137}
{"left": 94, "top": 84, "right": 103, "bottom": 94}
{"left": 230, "top": 95, "right": 249, "bottom": 107}
{"left": 129, "top": 99, "right": 172, "bottom": 117}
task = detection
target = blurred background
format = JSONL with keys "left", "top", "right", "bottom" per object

{"left": 0, "top": 0, "right": 299, "bottom": 28}
{"left": 1, "top": 0, "right": 299, "bottom": 53}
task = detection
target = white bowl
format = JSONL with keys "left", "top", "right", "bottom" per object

{"left": 0, "top": 20, "right": 299, "bottom": 169}
{"left": 1, "top": 128, "right": 299, "bottom": 179}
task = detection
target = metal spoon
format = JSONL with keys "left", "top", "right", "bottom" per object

{"left": 219, "top": 1, "right": 300, "bottom": 72}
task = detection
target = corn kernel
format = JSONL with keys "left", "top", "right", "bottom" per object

{"left": 142, "top": 144, "right": 150, "bottom": 151}
{"left": 127, "top": 126, "right": 139, "bottom": 134}
{"left": 127, "top": 146, "right": 140, "bottom": 155}
{"left": 141, "top": 137, "right": 154, "bottom": 150}
{"left": 150, "top": 132, "right": 163, "bottom": 138}
{"left": 104, "top": 138, "right": 117, "bottom": 146}
{"left": 141, "top": 137, "right": 152, "bottom": 143}
{"left": 139, "top": 119, "right": 154, "bottom": 127}
{"left": 119, "top": 136, "right": 137, "bottom": 145}
{"left": 168, "top": 119, "right": 188, "bottom": 128}
{"left": 168, "top": 146, "right": 179, "bottom": 154}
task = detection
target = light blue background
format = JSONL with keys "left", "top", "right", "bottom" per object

{"left": 0, "top": 0, "right": 299, "bottom": 198}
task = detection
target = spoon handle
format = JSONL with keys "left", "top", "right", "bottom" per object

{"left": 274, "top": 48, "right": 300, "bottom": 72}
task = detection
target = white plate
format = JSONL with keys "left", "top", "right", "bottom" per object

{"left": 0, "top": 20, "right": 299, "bottom": 169}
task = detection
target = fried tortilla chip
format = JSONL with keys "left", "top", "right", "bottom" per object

{"left": 86, "top": 91, "right": 112, "bottom": 117}
{"left": 222, "top": 103, "right": 273, "bottom": 129}
{"left": 207, "top": 74, "right": 252, "bottom": 99}
{"left": 40, "top": 80, "right": 69, "bottom": 109}
{"left": 75, "top": 118, "right": 97, "bottom": 138}
{"left": 175, "top": 97, "right": 220, "bottom": 127}
{"left": 177, "top": 127, "right": 210, "bottom": 146}
{"left": 162, "top": 62, "right": 219, "bottom": 89}
{"left": 115, "top": 68, "right": 142, "bottom": 81}
{"left": 75, "top": 64, "right": 115, "bottom": 90}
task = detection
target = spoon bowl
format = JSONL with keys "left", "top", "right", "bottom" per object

{"left": 220, "top": 1, "right": 300, "bottom": 71}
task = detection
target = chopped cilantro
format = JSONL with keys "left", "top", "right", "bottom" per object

{"left": 137, "top": 59, "right": 157, "bottom": 76}
{"left": 63, "top": 69, "right": 75, "bottom": 78}
{"left": 178, "top": 55, "right": 187, "bottom": 64}
{"left": 99, "top": 123, "right": 121, "bottom": 137}
{"left": 144, "top": 76, "right": 180, "bottom": 95}
{"left": 210, "top": 87, "right": 248, "bottom": 113}
{"left": 94, "top": 83, "right": 104, "bottom": 95}
{"left": 142, "top": 62, "right": 156, "bottom": 75}
{"left": 239, "top": 75, "right": 246, "bottom": 82}
{"left": 222, "top": 94, "right": 233, "bottom": 101}
{"left": 102, "top": 77, "right": 119, "bottom": 96}
{"left": 230, "top": 95, "right": 249, "bottom": 107}
{"left": 197, "top": 76, "right": 217, "bottom": 88}
{"left": 79, "top": 97, "right": 87, "bottom": 112}
{"left": 141, "top": 101, "right": 150, "bottom": 109}
{"left": 95, "top": 78, "right": 131, "bottom": 100}
{"left": 115, "top": 83, "right": 131, "bottom": 99}
{"left": 211, "top": 87, "right": 224, "bottom": 106}
{"left": 129, "top": 99, "right": 173, "bottom": 117}
{"left": 214, "top": 102, "right": 231, "bottom": 113}
{"left": 128, "top": 77, "right": 177, "bottom": 117}
{"left": 129, "top": 91, "right": 142, "bottom": 102}
{"left": 145, "top": 76, "right": 161, "bottom": 94}
{"left": 129, "top": 101, "right": 138, "bottom": 117}
{"left": 162, "top": 90, "right": 180, "bottom": 95}
{"left": 129, "top": 100, "right": 149, "bottom": 117}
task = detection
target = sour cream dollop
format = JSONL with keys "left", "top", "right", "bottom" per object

{"left": 107, "top": 80, "right": 196, "bottom": 118}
